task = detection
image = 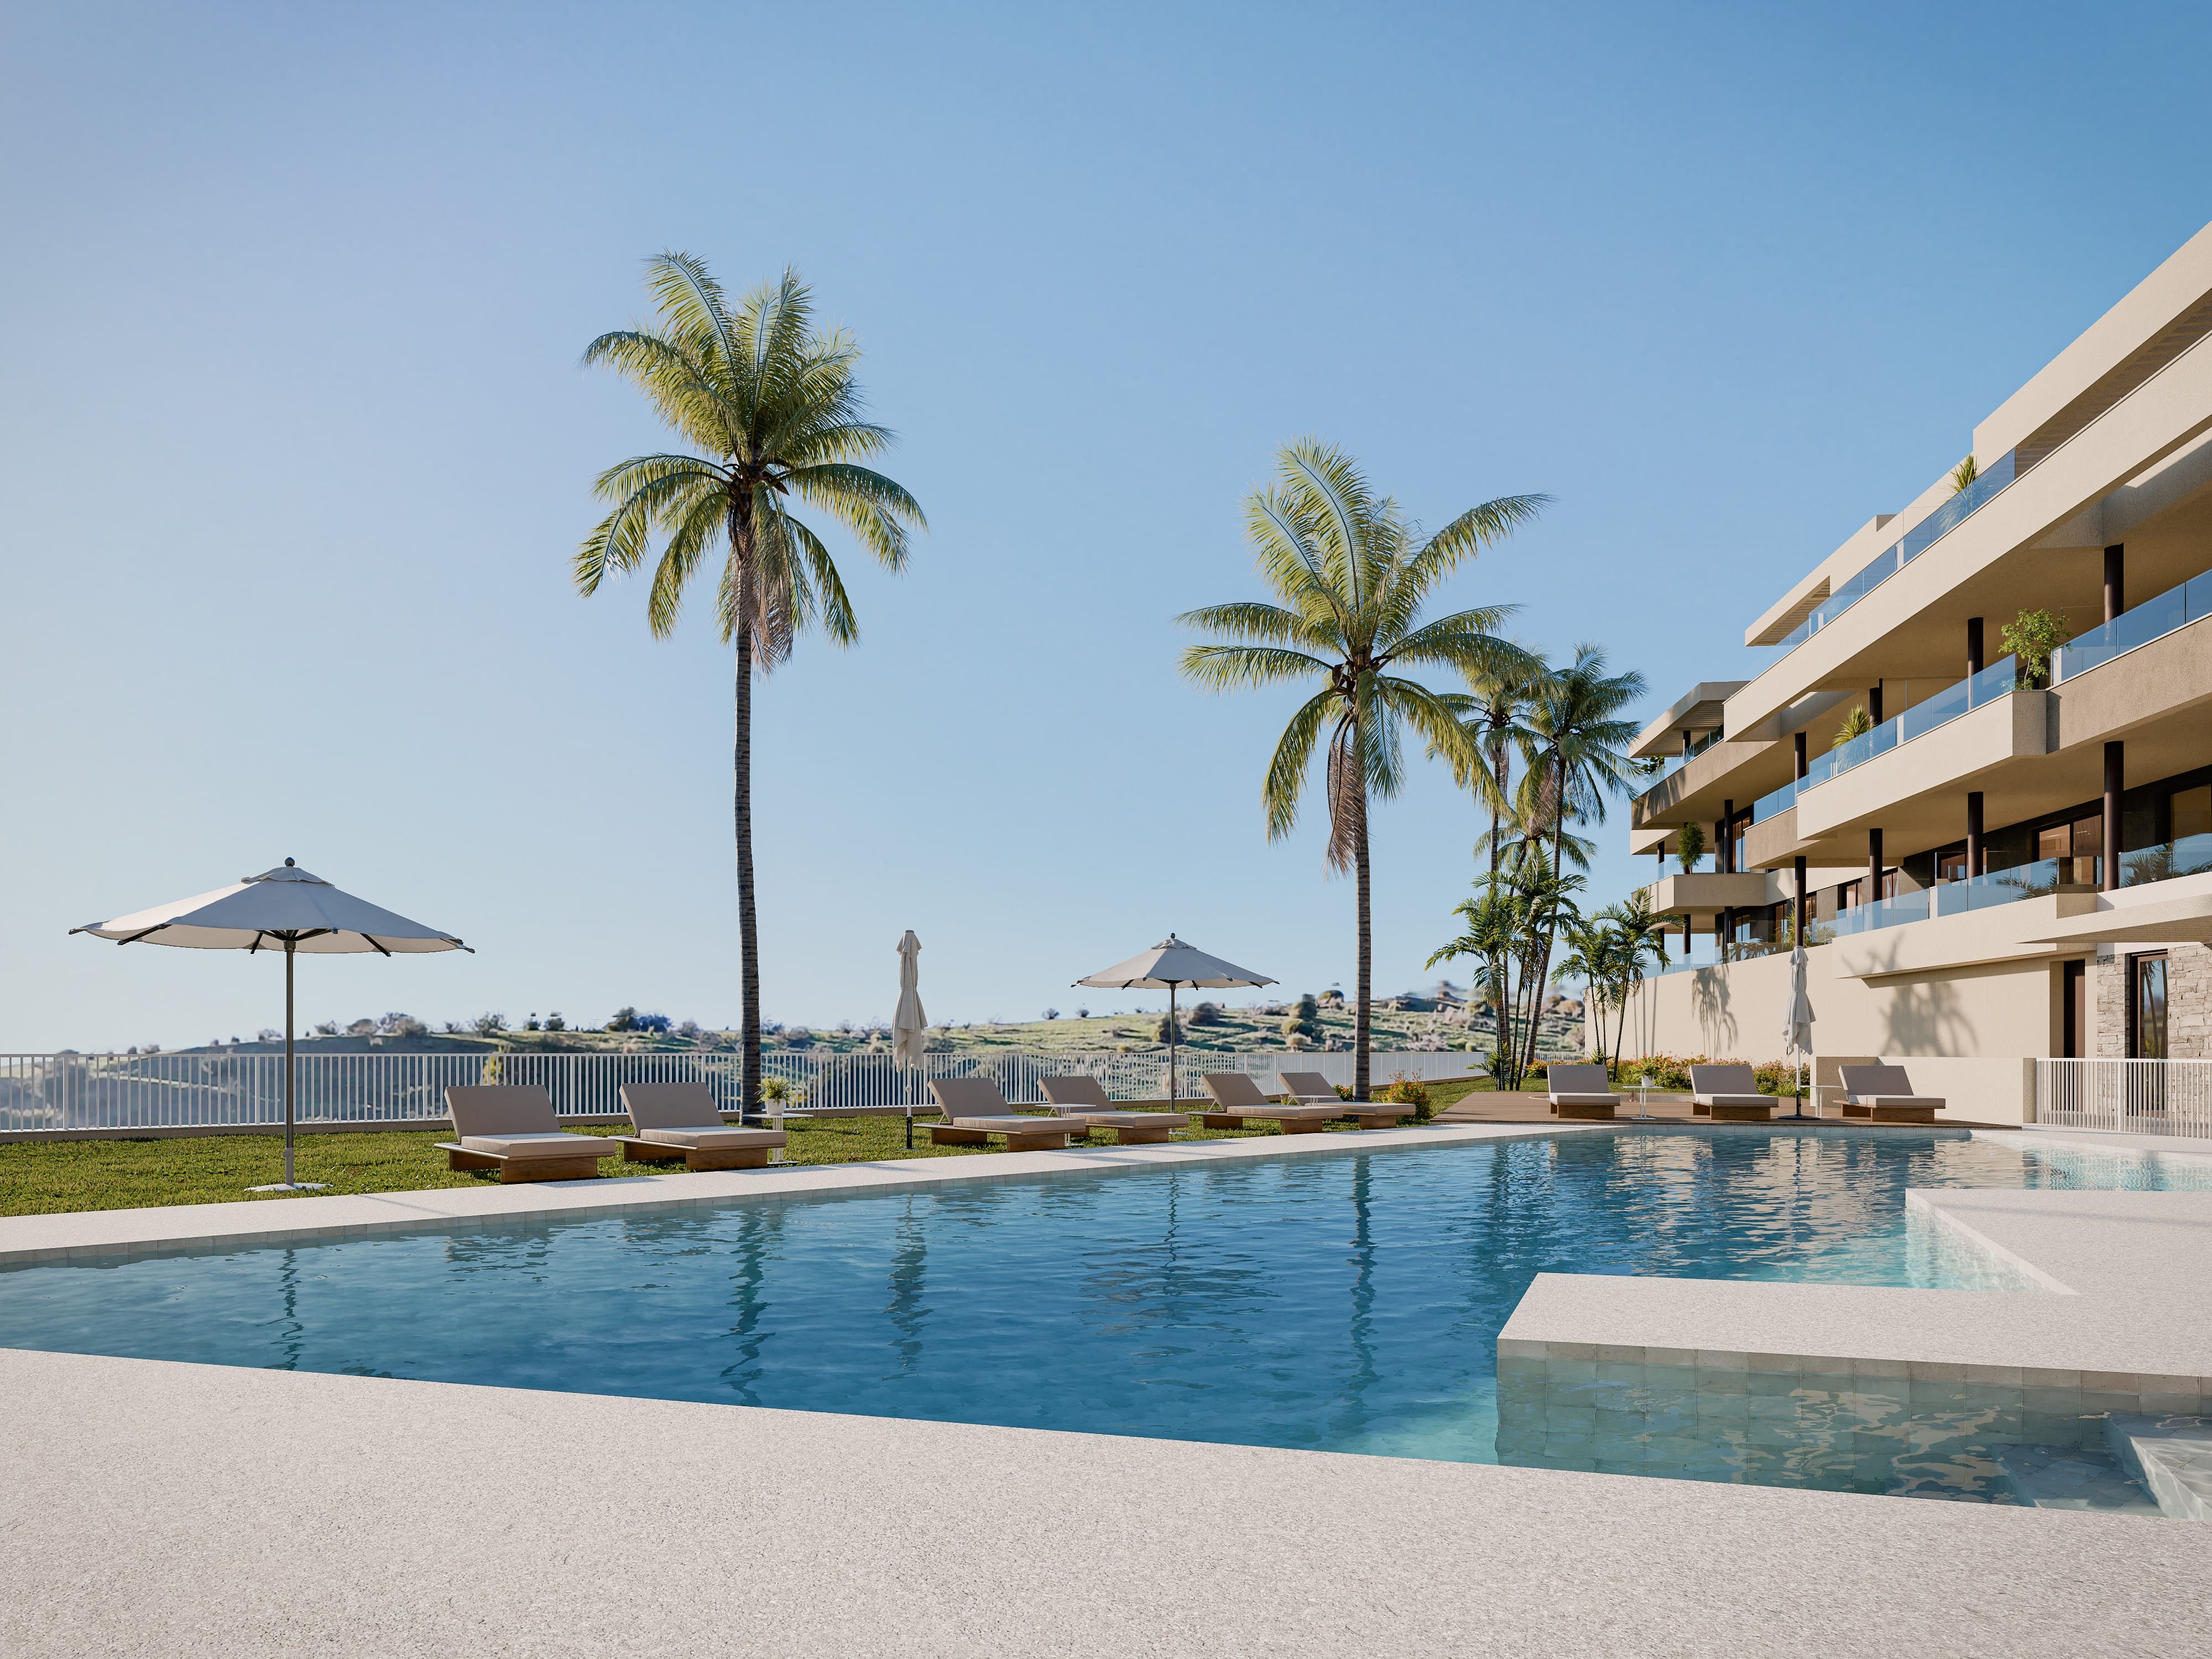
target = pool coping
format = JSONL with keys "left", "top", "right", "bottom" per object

{"left": 0, "top": 1120, "right": 1604, "bottom": 1266}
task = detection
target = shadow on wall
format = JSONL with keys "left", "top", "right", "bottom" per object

{"left": 1691, "top": 967, "right": 1737, "bottom": 1056}
{"left": 1853, "top": 938, "right": 1980, "bottom": 1056}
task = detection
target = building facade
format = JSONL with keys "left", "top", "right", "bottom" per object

{"left": 1615, "top": 221, "right": 2212, "bottom": 1118}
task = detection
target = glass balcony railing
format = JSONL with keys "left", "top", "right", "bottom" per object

{"left": 2052, "top": 569, "right": 2212, "bottom": 682}
{"left": 2121, "top": 833, "right": 2212, "bottom": 888}
{"left": 1746, "top": 656, "right": 2017, "bottom": 826}
{"left": 1636, "top": 728, "right": 1724, "bottom": 799}
{"left": 1775, "top": 451, "right": 2017, "bottom": 654}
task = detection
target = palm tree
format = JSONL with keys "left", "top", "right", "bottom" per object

{"left": 1181, "top": 439, "right": 1545, "bottom": 1098}
{"left": 1512, "top": 645, "right": 1646, "bottom": 1080}
{"left": 1428, "top": 858, "right": 1580, "bottom": 1091}
{"left": 1551, "top": 918, "right": 1619, "bottom": 1072}
{"left": 1443, "top": 649, "right": 1551, "bottom": 877}
{"left": 1594, "top": 891, "right": 1670, "bottom": 1081}
{"left": 575, "top": 254, "right": 925, "bottom": 1114}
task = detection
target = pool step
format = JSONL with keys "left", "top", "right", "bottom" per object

{"left": 1991, "top": 1444, "right": 2162, "bottom": 1514}
{"left": 2103, "top": 1415, "right": 2212, "bottom": 1522}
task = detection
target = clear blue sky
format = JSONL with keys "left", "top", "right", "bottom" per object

{"left": 5, "top": 1, "right": 2209, "bottom": 1050}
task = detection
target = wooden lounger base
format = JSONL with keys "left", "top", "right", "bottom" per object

{"left": 1551, "top": 1103, "right": 1616, "bottom": 1120}
{"left": 1703, "top": 1102, "right": 1776, "bottom": 1122}
{"left": 927, "top": 1125, "right": 1076, "bottom": 1152}
{"left": 1344, "top": 1112, "right": 1410, "bottom": 1130}
{"left": 1840, "top": 1104, "right": 1939, "bottom": 1123}
{"left": 614, "top": 1138, "right": 774, "bottom": 1171}
{"left": 1100, "top": 1123, "right": 1173, "bottom": 1145}
{"left": 437, "top": 1144, "right": 604, "bottom": 1183}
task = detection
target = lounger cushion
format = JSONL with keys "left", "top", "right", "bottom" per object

{"left": 1550, "top": 1093, "right": 1620, "bottom": 1108}
{"left": 943, "top": 1115, "right": 1070, "bottom": 1133}
{"left": 1202, "top": 1073, "right": 1272, "bottom": 1110}
{"left": 1276, "top": 1072, "right": 1341, "bottom": 1102}
{"left": 1040, "top": 1076, "right": 1114, "bottom": 1109}
{"left": 1689, "top": 1065, "right": 1758, "bottom": 1098}
{"left": 1697, "top": 1094, "right": 1771, "bottom": 1108}
{"left": 446, "top": 1085, "right": 562, "bottom": 1139}
{"left": 459, "top": 1131, "right": 612, "bottom": 1160}
{"left": 1849, "top": 1095, "right": 1944, "bottom": 1110}
{"left": 639, "top": 1126, "right": 787, "bottom": 1150}
{"left": 622, "top": 1081, "right": 733, "bottom": 1132}
{"left": 1055, "top": 1111, "right": 1190, "bottom": 1128}
{"left": 930, "top": 1077, "right": 1018, "bottom": 1119}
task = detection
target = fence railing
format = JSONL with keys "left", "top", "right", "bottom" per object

{"left": 0, "top": 1047, "right": 1488, "bottom": 1135}
{"left": 2034, "top": 1059, "right": 2212, "bottom": 1140}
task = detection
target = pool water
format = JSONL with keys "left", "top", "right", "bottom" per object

{"left": 2, "top": 1129, "right": 2205, "bottom": 1496}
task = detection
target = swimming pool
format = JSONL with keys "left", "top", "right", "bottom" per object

{"left": 2, "top": 1128, "right": 2204, "bottom": 1495}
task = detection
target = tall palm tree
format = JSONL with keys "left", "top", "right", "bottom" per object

{"left": 575, "top": 254, "right": 925, "bottom": 1114}
{"left": 1513, "top": 645, "right": 1646, "bottom": 1079}
{"left": 1181, "top": 439, "right": 1544, "bottom": 1098}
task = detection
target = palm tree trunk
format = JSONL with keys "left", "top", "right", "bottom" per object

{"left": 731, "top": 505, "right": 763, "bottom": 1120}
{"left": 1354, "top": 798, "right": 1371, "bottom": 1102}
{"left": 1517, "top": 756, "right": 1563, "bottom": 1082}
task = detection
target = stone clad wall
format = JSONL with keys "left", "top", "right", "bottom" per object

{"left": 2096, "top": 942, "right": 2212, "bottom": 1058}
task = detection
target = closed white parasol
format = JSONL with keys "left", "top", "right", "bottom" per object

{"left": 893, "top": 930, "right": 928, "bottom": 1069}
{"left": 1075, "top": 934, "right": 1275, "bottom": 1106}
{"left": 1781, "top": 937, "right": 1815, "bottom": 1119}
{"left": 71, "top": 859, "right": 469, "bottom": 1190}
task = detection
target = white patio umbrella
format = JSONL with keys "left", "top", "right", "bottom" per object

{"left": 71, "top": 859, "right": 469, "bottom": 1191}
{"left": 892, "top": 930, "right": 928, "bottom": 1068}
{"left": 1075, "top": 934, "right": 1275, "bottom": 1107}
{"left": 1781, "top": 938, "right": 1815, "bottom": 1120}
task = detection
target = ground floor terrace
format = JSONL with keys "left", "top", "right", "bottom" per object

{"left": 3, "top": 1121, "right": 2209, "bottom": 1656}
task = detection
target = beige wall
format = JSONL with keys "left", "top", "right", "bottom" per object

{"left": 1603, "top": 946, "right": 2054, "bottom": 1121}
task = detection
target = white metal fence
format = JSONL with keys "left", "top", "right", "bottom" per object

{"left": 2034, "top": 1059, "right": 2212, "bottom": 1140}
{"left": 0, "top": 1048, "right": 1485, "bottom": 1136}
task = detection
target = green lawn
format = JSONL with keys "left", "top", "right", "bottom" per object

{"left": 0, "top": 1114, "right": 1345, "bottom": 1218}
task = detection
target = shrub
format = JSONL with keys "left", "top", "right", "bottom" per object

{"left": 312, "top": 1020, "right": 339, "bottom": 1037}
{"left": 1675, "top": 822, "right": 1707, "bottom": 872}
{"left": 1155, "top": 1013, "right": 1183, "bottom": 1043}
{"left": 633, "top": 1012, "right": 672, "bottom": 1035}
{"left": 1380, "top": 1076, "right": 1433, "bottom": 1121}
{"left": 606, "top": 1006, "right": 638, "bottom": 1032}
{"left": 472, "top": 1012, "right": 508, "bottom": 1037}
{"left": 347, "top": 1019, "right": 377, "bottom": 1038}
{"left": 1295, "top": 993, "right": 1319, "bottom": 1022}
{"left": 1042, "top": 1008, "right": 1060, "bottom": 1021}
{"left": 1831, "top": 706, "right": 1873, "bottom": 749}
{"left": 1187, "top": 1001, "right": 1223, "bottom": 1027}
{"left": 677, "top": 1019, "right": 701, "bottom": 1039}
{"left": 523, "top": 1014, "right": 541, "bottom": 1032}
{"left": 544, "top": 1012, "right": 566, "bottom": 1032}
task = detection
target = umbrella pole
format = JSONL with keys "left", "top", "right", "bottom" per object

{"left": 284, "top": 939, "right": 296, "bottom": 1186}
{"left": 1168, "top": 983, "right": 1178, "bottom": 1107}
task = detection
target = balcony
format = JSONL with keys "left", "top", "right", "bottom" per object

{"left": 2052, "top": 567, "right": 2212, "bottom": 683}
{"left": 1772, "top": 452, "right": 2017, "bottom": 654}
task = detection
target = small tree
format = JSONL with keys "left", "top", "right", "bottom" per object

{"left": 1831, "top": 705, "right": 1874, "bottom": 749}
{"left": 1674, "top": 821, "right": 1707, "bottom": 873}
{"left": 2002, "top": 608, "right": 2074, "bottom": 690}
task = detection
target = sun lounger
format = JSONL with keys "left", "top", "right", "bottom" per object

{"left": 1688, "top": 1064, "right": 1776, "bottom": 1123}
{"left": 1277, "top": 1071, "right": 1417, "bottom": 1130}
{"left": 1196, "top": 1072, "right": 1344, "bottom": 1134}
{"left": 927, "top": 1078, "right": 1081, "bottom": 1150}
{"left": 1545, "top": 1064, "right": 1619, "bottom": 1121}
{"left": 1838, "top": 1064, "right": 1945, "bottom": 1124}
{"left": 1037, "top": 1076, "right": 1190, "bottom": 1144}
{"left": 438, "top": 1086, "right": 620, "bottom": 1182}
{"left": 614, "top": 1082, "right": 787, "bottom": 1170}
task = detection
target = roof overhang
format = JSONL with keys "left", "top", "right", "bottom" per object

{"left": 1631, "top": 682, "right": 1750, "bottom": 759}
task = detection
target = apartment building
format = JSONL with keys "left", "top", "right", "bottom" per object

{"left": 1616, "top": 221, "right": 2212, "bottom": 1121}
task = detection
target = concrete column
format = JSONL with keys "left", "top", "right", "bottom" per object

{"left": 2105, "top": 544, "right": 2125, "bottom": 624}
{"left": 1868, "top": 828, "right": 1884, "bottom": 908}
{"left": 1869, "top": 681, "right": 1884, "bottom": 725}
{"left": 1682, "top": 730, "right": 1694, "bottom": 761}
{"left": 1966, "top": 616, "right": 1984, "bottom": 678}
{"left": 1722, "top": 801, "right": 1735, "bottom": 873}
{"left": 1966, "top": 790, "right": 1984, "bottom": 879}
{"left": 1794, "top": 731, "right": 1808, "bottom": 779}
{"left": 2104, "top": 742, "right": 2124, "bottom": 892}
{"left": 1720, "top": 906, "right": 1733, "bottom": 963}
{"left": 1794, "top": 856, "right": 1809, "bottom": 944}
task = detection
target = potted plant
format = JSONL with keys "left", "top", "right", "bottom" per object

{"left": 2001, "top": 608, "right": 2074, "bottom": 690}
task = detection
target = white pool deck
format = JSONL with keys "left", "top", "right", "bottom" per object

{"left": 4, "top": 1123, "right": 2211, "bottom": 1657}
